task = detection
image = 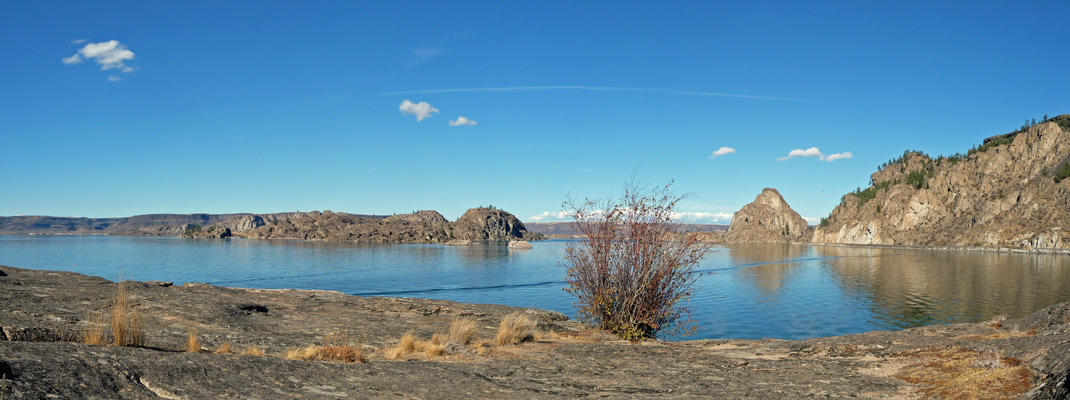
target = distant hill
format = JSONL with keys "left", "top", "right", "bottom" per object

{"left": 524, "top": 221, "right": 728, "bottom": 238}
{"left": 814, "top": 114, "right": 1070, "bottom": 249}
{"left": 0, "top": 208, "right": 542, "bottom": 244}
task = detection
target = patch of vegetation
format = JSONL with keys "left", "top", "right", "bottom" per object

{"left": 819, "top": 217, "right": 829, "bottom": 227}
{"left": 1054, "top": 162, "right": 1070, "bottom": 183}
{"left": 184, "top": 225, "right": 202, "bottom": 234}
{"left": 905, "top": 169, "right": 930, "bottom": 189}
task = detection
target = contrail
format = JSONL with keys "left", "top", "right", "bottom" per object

{"left": 376, "top": 86, "right": 817, "bottom": 102}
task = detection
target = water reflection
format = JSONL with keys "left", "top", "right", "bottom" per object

{"left": 815, "top": 246, "right": 1070, "bottom": 328}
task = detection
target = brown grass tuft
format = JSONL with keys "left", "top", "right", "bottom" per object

{"left": 424, "top": 342, "right": 446, "bottom": 357}
{"left": 214, "top": 341, "right": 234, "bottom": 354}
{"left": 895, "top": 347, "right": 1031, "bottom": 399}
{"left": 241, "top": 346, "right": 265, "bottom": 356}
{"left": 185, "top": 327, "right": 202, "bottom": 353}
{"left": 286, "top": 332, "right": 365, "bottom": 364}
{"left": 385, "top": 332, "right": 417, "bottom": 360}
{"left": 430, "top": 332, "right": 446, "bottom": 346}
{"left": 449, "top": 317, "right": 478, "bottom": 345}
{"left": 81, "top": 311, "right": 107, "bottom": 345}
{"left": 104, "top": 280, "right": 145, "bottom": 348}
{"left": 496, "top": 312, "right": 537, "bottom": 346}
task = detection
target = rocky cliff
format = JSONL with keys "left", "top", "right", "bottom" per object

{"left": 813, "top": 115, "right": 1070, "bottom": 248}
{"left": 724, "top": 188, "right": 812, "bottom": 243}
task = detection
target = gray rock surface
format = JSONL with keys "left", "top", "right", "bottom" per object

{"left": 2, "top": 264, "right": 1068, "bottom": 399}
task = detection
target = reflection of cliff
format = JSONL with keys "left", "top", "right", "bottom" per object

{"left": 727, "top": 243, "right": 811, "bottom": 294}
{"left": 815, "top": 246, "right": 1070, "bottom": 328}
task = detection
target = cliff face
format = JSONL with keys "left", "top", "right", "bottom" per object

{"left": 724, "top": 188, "right": 812, "bottom": 243}
{"left": 813, "top": 115, "right": 1070, "bottom": 248}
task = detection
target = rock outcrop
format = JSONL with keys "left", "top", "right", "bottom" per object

{"left": 449, "top": 208, "right": 543, "bottom": 241}
{"left": 724, "top": 188, "right": 812, "bottom": 243}
{"left": 813, "top": 115, "right": 1070, "bottom": 248}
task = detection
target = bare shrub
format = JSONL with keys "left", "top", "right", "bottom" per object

{"left": 448, "top": 317, "right": 477, "bottom": 345}
{"left": 563, "top": 180, "right": 714, "bottom": 340}
{"left": 496, "top": 312, "right": 537, "bottom": 346}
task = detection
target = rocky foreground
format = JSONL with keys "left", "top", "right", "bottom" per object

{"left": 1, "top": 265, "right": 1068, "bottom": 399}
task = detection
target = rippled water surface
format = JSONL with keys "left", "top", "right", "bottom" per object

{"left": 2, "top": 235, "right": 1069, "bottom": 340}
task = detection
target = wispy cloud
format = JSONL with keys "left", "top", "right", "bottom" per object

{"left": 376, "top": 86, "right": 816, "bottom": 102}
{"left": 107, "top": 76, "right": 122, "bottom": 82}
{"left": 709, "top": 147, "right": 736, "bottom": 159}
{"left": 72, "top": 39, "right": 88, "bottom": 44}
{"left": 671, "top": 91, "right": 817, "bottom": 103}
{"left": 398, "top": 100, "right": 438, "bottom": 121}
{"left": 449, "top": 116, "right": 477, "bottom": 126}
{"left": 405, "top": 46, "right": 446, "bottom": 68}
{"left": 778, "top": 147, "right": 823, "bottom": 161}
{"left": 803, "top": 216, "right": 820, "bottom": 225}
{"left": 825, "top": 152, "right": 852, "bottom": 162}
{"left": 63, "top": 40, "right": 136, "bottom": 72}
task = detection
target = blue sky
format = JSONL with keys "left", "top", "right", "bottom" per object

{"left": 3, "top": 1, "right": 1069, "bottom": 223}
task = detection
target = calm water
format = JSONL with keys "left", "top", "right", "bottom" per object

{"left": 2, "top": 235, "right": 1069, "bottom": 340}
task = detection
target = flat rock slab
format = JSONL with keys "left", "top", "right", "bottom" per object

{"left": 1, "top": 265, "right": 1069, "bottom": 399}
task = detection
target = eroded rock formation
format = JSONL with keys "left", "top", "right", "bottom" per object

{"left": 724, "top": 188, "right": 812, "bottom": 243}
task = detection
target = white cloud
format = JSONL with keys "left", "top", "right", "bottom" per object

{"left": 825, "top": 152, "right": 852, "bottom": 162}
{"left": 529, "top": 211, "right": 572, "bottom": 221}
{"left": 709, "top": 147, "right": 736, "bottom": 159}
{"left": 803, "top": 216, "right": 820, "bottom": 225}
{"left": 63, "top": 40, "right": 135, "bottom": 72}
{"left": 398, "top": 100, "right": 438, "bottom": 121}
{"left": 449, "top": 116, "right": 477, "bottom": 126}
{"left": 671, "top": 211, "right": 734, "bottom": 224}
{"left": 778, "top": 147, "right": 823, "bottom": 161}
{"left": 72, "top": 39, "right": 88, "bottom": 44}
{"left": 107, "top": 76, "right": 122, "bottom": 82}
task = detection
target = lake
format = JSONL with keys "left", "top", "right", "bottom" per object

{"left": 2, "top": 234, "right": 1069, "bottom": 341}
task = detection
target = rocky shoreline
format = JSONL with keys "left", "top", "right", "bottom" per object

{"left": 2, "top": 265, "right": 1069, "bottom": 398}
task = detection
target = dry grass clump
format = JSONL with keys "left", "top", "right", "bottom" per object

{"left": 241, "top": 346, "right": 266, "bottom": 356}
{"left": 496, "top": 312, "right": 537, "bottom": 346}
{"left": 449, "top": 317, "right": 477, "bottom": 345}
{"left": 385, "top": 332, "right": 417, "bottom": 360}
{"left": 895, "top": 347, "right": 1030, "bottom": 399}
{"left": 286, "top": 332, "right": 365, "bottom": 364}
{"left": 110, "top": 281, "right": 145, "bottom": 347}
{"left": 213, "top": 341, "right": 234, "bottom": 354}
{"left": 81, "top": 311, "right": 107, "bottom": 345}
{"left": 185, "top": 327, "right": 202, "bottom": 353}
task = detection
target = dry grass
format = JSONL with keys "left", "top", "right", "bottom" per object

{"left": 424, "top": 342, "right": 447, "bottom": 357}
{"left": 430, "top": 332, "right": 446, "bottom": 346}
{"left": 385, "top": 332, "right": 417, "bottom": 360}
{"left": 895, "top": 347, "right": 1031, "bottom": 399}
{"left": 185, "top": 327, "right": 202, "bottom": 353}
{"left": 109, "top": 281, "right": 145, "bottom": 347}
{"left": 496, "top": 312, "right": 537, "bottom": 346}
{"left": 449, "top": 317, "right": 478, "bottom": 345}
{"left": 986, "top": 314, "right": 1008, "bottom": 329}
{"left": 213, "top": 341, "right": 234, "bottom": 354}
{"left": 286, "top": 332, "right": 365, "bottom": 364}
{"left": 81, "top": 311, "right": 107, "bottom": 345}
{"left": 241, "top": 346, "right": 265, "bottom": 356}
